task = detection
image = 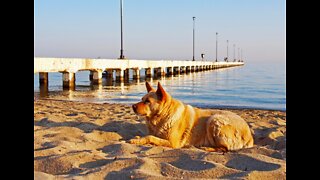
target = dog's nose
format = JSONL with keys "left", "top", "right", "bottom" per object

{"left": 132, "top": 104, "right": 137, "bottom": 110}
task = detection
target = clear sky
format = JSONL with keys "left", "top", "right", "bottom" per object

{"left": 34, "top": 0, "right": 285, "bottom": 63}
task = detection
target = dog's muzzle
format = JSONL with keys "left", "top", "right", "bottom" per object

{"left": 132, "top": 104, "right": 137, "bottom": 113}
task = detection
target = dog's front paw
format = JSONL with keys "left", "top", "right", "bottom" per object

{"left": 200, "top": 146, "right": 227, "bottom": 153}
{"left": 128, "top": 136, "right": 147, "bottom": 145}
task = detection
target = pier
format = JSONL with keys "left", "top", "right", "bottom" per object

{"left": 34, "top": 58, "right": 244, "bottom": 89}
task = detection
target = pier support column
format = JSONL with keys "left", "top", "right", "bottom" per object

{"left": 92, "top": 70, "right": 103, "bottom": 85}
{"left": 180, "top": 66, "right": 186, "bottom": 74}
{"left": 124, "top": 69, "right": 130, "bottom": 80}
{"left": 173, "top": 67, "right": 180, "bottom": 75}
{"left": 160, "top": 67, "right": 167, "bottom": 77}
{"left": 159, "top": 67, "right": 166, "bottom": 76}
{"left": 155, "top": 67, "right": 166, "bottom": 77}
{"left": 89, "top": 71, "right": 93, "bottom": 81}
{"left": 133, "top": 69, "right": 140, "bottom": 79}
{"left": 39, "top": 72, "right": 48, "bottom": 85}
{"left": 39, "top": 72, "right": 49, "bottom": 97}
{"left": 191, "top": 66, "right": 195, "bottom": 72}
{"left": 186, "top": 66, "right": 191, "bottom": 73}
{"left": 39, "top": 84, "right": 49, "bottom": 97}
{"left": 167, "top": 67, "right": 173, "bottom": 75}
{"left": 153, "top": 68, "right": 159, "bottom": 77}
{"left": 145, "top": 68, "right": 153, "bottom": 78}
{"left": 63, "top": 72, "right": 75, "bottom": 90}
{"left": 116, "top": 69, "right": 124, "bottom": 82}
{"left": 106, "top": 69, "right": 114, "bottom": 79}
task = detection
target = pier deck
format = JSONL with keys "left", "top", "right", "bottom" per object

{"left": 34, "top": 57, "right": 244, "bottom": 89}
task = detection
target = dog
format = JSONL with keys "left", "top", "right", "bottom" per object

{"left": 129, "top": 82, "right": 254, "bottom": 152}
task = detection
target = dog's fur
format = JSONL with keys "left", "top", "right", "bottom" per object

{"left": 129, "top": 82, "right": 254, "bottom": 152}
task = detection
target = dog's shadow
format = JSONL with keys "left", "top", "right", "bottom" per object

{"left": 98, "top": 121, "right": 148, "bottom": 140}
{"left": 35, "top": 117, "right": 148, "bottom": 140}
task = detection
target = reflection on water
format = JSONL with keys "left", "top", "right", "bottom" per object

{"left": 34, "top": 62, "right": 286, "bottom": 111}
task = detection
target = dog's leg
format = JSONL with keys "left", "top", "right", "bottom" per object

{"left": 128, "top": 135, "right": 172, "bottom": 147}
{"left": 200, "top": 146, "right": 228, "bottom": 152}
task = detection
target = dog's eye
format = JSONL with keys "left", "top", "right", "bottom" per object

{"left": 144, "top": 99, "right": 150, "bottom": 104}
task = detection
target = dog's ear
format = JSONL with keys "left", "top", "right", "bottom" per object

{"left": 156, "top": 82, "right": 167, "bottom": 101}
{"left": 146, "top": 81, "right": 155, "bottom": 92}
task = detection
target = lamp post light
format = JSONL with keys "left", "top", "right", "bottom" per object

{"left": 215, "top": 32, "right": 218, "bottom": 62}
{"left": 192, "top": 17, "right": 196, "bottom": 61}
{"left": 201, "top": 53, "right": 205, "bottom": 61}
{"left": 119, "top": 0, "right": 125, "bottom": 59}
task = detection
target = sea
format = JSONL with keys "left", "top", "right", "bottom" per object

{"left": 34, "top": 61, "right": 286, "bottom": 111}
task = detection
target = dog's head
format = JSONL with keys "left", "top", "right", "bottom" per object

{"left": 132, "top": 81, "right": 171, "bottom": 117}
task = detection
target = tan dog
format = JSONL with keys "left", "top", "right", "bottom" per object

{"left": 129, "top": 82, "right": 254, "bottom": 152}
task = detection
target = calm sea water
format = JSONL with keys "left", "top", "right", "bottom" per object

{"left": 34, "top": 61, "right": 286, "bottom": 111}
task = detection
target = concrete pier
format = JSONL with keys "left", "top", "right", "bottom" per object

{"left": 160, "top": 67, "right": 166, "bottom": 76}
{"left": 92, "top": 70, "right": 103, "bottom": 84}
{"left": 34, "top": 58, "right": 244, "bottom": 88}
{"left": 124, "top": 69, "right": 130, "bottom": 80}
{"left": 145, "top": 68, "right": 153, "bottom": 78}
{"left": 115, "top": 69, "right": 124, "bottom": 82}
{"left": 39, "top": 72, "right": 49, "bottom": 96}
{"left": 154, "top": 67, "right": 166, "bottom": 77}
{"left": 173, "top": 67, "right": 180, "bottom": 75}
{"left": 89, "top": 71, "right": 93, "bottom": 81}
{"left": 133, "top": 68, "right": 140, "bottom": 79}
{"left": 167, "top": 67, "right": 173, "bottom": 75}
{"left": 186, "top": 66, "right": 191, "bottom": 73}
{"left": 106, "top": 69, "right": 113, "bottom": 79}
{"left": 62, "top": 72, "right": 75, "bottom": 89}
{"left": 39, "top": 72, "right": 48, "bottom": 85}
{"left": 181, "top": 66, "right": 186, "bottom": 74}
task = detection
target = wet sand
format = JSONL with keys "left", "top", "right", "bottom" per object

{"left": 34, "top": 99, "right": 286, "bottom": 179}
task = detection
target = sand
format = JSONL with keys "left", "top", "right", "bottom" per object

{"left": 34, "top": 99, "right": 286, "bottom": 179}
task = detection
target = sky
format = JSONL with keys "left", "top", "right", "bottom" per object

{"left": 34, "top": 0, "right": 285, "bottom": 63}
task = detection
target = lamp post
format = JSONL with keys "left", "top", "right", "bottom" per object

{"left": 192, "top": 17, "right": 196, "bottom": 61}
{"left": 226, "top": 40, "right": 229, "bottom": 62}
{"left": 233, "top": 44, "right": 236, "bottom": 62}
{"left": 238, "top": 47, "right": 240, "bottom": 62}
{"left": 215, "top": 32, "right": 218, "bottom": 62}
{"left": 119, "top": 0, "right": 125, "bottom": 59}
{"left": 241, "top": 48, "right": 243, "bottom": 62}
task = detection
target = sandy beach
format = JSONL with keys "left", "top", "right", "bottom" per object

{"left": 34, "top": 99, "right": 286, "bottom": 179}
